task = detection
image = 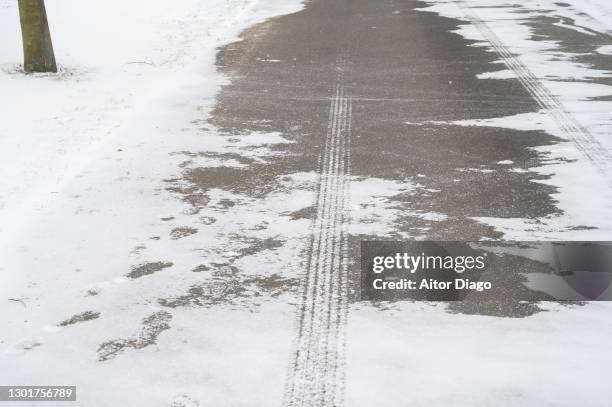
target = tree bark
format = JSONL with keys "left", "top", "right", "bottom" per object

{"left": 18, "top": 0, "right": 57, "bottom": 73}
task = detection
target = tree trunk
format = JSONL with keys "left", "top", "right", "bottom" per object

{"left": 18, "top": 0, "right": 57, "bottom": 73}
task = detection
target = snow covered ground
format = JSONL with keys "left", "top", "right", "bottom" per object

{"left": 2, "top": 0, "right": 612, "bottom": 405}
{"left": 0, "top": 0, "right": 303, "bottom": 251}
{"left": 347, "top": 301, "right": 612, "bottom": 407}
{"left": 0, "top": 0, "right": 304, "bottom": 405}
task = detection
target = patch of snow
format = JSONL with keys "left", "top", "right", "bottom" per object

{"left": 596, "top": 45, "right": 612, "bottom": 55}
{"left": 0, "top": 0, "right": 305, "bottom": 405}
{"left": 561, "top": 0, "right": 612, "bottom": 34}
{"left": 347, "top": 301, "right": 612, "bottom": 407}
{"left": 349, "top": 177, "right": 414, "bottom": 236}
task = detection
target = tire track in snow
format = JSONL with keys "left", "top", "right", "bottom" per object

{"left": 457, "top": 1, "right": 612, "bottom": 180}
{"left": 283, "top": 54, "right": 351, "bottom": 407}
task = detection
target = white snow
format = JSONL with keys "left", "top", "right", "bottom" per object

{"left": 596, "top": 45, "right": 612, "bottom": 55}
{"left": 0, "top": 0, "right": 304, "bottom": 405}
{"left": 347, "top": 301, "right": 612, "bottom": 407}
{"left": 562, "top": 0, "right": 612, "bottom": 34}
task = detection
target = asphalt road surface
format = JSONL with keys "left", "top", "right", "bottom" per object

{"left": 169, "top": 0, "right": 610, "bottom": 405}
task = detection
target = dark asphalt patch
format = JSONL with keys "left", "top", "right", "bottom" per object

{"left": 97, "top": 311, "right": 172, "bottom": 361}
{"left": 195, "top": 0, "right": 566, "bottom": 316}
{"left": 192, "top": 264, "right": 211, "bottom": 273}
{"left": 157, "top": 274, "right": 299, "bottom": 308}
{"left": 127, "top": 261, "right": 174, "bottom": 279}
{"left": 58, "top": 311, "right": 100, "bottom": 327}
{"left": 170, "top": 227, "right": 198, "bottom": 240}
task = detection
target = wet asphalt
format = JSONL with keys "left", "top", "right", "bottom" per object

{"left": 166, "top": 0, "right": 599, "bottom": 319}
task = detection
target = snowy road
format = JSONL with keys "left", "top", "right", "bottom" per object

{"left": 2, "top": 0, "right": 612, "bottom": 406}
{"left": 207, "top": 0, "right": 612, "bottom": 405}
